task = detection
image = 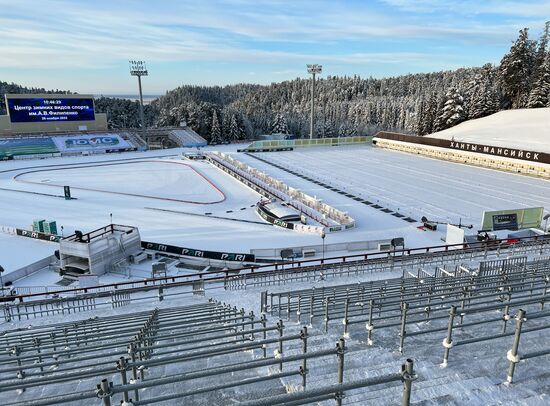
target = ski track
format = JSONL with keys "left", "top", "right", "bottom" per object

{"left": 243, "top": 146, "right": 550, "bottom": 226}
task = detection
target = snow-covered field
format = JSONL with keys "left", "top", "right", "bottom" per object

{"left": 15, "top": 160, "right": 226, "bottom": 203}
{"left": 235, "top": 145, "right": 550, "bottom": 228}
{"left": 0, "top": 143, "right": 549, "bottom": 277}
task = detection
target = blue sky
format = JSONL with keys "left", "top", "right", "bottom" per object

{"left": 0, "top": 0, "right": 548, "bottom": 94}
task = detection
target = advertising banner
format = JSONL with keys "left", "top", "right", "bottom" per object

{"left": 374, "top": 132, "right": 550, "bottom": 164}
{"left": 257, "top": 205, "right": 294, "bottom": 230}
{"left": 481, "top": 207, "right": 543, "bottom": 231}
{"left": 7, "top": 97, "right": 95, "bottom": 123}
{"left": 16, "top": 228, "right": 60, "bottom": 242}
{"left": 142, "top": 241, "right": 256, "bottom": 263}
{"left": 52, "top": 134, "right": 132, "bottom": 152}
{"left": 0, "top": 137, "right": 59, "bottom": 158}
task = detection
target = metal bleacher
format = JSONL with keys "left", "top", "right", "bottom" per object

{"left": 119, "top": 131, "right": 148, "bottom": 151}
{"left": 168, "top": 127, "right": 208, "bottom": 148}
{"left": 0, "top": 298, "right": 414, "bottom": 406}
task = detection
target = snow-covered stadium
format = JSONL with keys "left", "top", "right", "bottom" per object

{"left": 1, "top": 103, "right": 550, "bottom": 406}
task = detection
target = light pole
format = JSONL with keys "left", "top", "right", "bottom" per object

{"left": 0, "top": 265, "right": 4, "bottom": 297}
{"left": 129, "top": 60, "right": 148, "bottom": 135}
{"left": 307, "top": 64, "right": 322, "bottom": 139}
{"left": 321, "top": 229, "right": 326, "bottom": 263}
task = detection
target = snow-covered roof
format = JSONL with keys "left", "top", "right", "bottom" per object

{"left": 430, "top": 108, "right": 550, "bottom": 154}
{"left": 263, "top": 202, "right": 301, "bottom": 221}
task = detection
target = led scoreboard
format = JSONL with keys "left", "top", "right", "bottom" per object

{"left": 6, "top": 97, "right": 95, "bottom": 123}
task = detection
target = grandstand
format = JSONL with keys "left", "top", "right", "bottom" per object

{"left": 0, "top": 298, "right": 413, "bottom": 405}
{"left": 168, "top": 128, "right": 208, "bottom": 147}
{"left": 144, "top": 127, "right": 207, "bottom": 149}
{"left": 1, "top": 234, "right": 549, "bottom": 405}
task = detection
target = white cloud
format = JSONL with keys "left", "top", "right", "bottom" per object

{"left": 381, "top": 0, "right": 550, "bottom": 18}
{"left": 0, "top": 0, "right": 533, "bottom": 66}
{"left": 0, "top": 0, "right": 544, "bottom": 92}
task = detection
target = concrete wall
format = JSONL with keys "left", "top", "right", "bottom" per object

{"left": 251, "top": 238, "right": 393, "bottom": 259}
{"left": 3, "top": 255, "right": 55, "bottom": 284}
{"left": 374, "top": 138, "right": 550, "bottom": 179}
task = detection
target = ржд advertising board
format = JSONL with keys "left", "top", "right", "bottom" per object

{"left": 7, "top": 97, "right": 95, "bottom": 123}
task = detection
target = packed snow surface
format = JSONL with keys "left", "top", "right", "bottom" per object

{"left": 15, "top": 160, "right": 225, "bottom": 203}
{"left": 430, "top": 107, "right": 550, "bottom": 153}
{"left": 235, "top": 145, "right": 550, "bottom": 227}
{"left": 1, "top": 143, "right": 549, "bottom": 276}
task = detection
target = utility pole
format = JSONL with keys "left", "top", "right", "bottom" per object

{"left": 307, "top": 64, "right": 322, "bottom": 139}
{"left": 129, "top": 60, "right": 148, "bottom": 135}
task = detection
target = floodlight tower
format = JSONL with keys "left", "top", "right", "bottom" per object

{"left": 129, "top": 60, "right": 148, "bottom": 133}
{"left": 307, "top": 64, "right": 322, "bottom": 139}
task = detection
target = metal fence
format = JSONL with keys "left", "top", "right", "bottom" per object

{"left": 225, "top": 237, "right": 550, "bottom": 290}
{"left": 261, "top": 256, "right": 550, "bottom": 382}
{"left": 0, "top": 300, "right": 416, "bottom": 406}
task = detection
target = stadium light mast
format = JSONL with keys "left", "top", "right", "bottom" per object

{"left": 129, "top": 60, "right": 148, "bottom": 133}
{"left": 307, "top": 64, "right": 322, "bottom": 139}
{"left": 0, "top": 265, "right": 4, "bottom": 297}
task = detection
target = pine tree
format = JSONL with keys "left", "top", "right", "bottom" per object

{"left": 470, "top": 80, "right": 490, "bottom": 119}
{"left": 322, "top": 120, "right": 335, "bottom": 138}
{"left": 228, "top": 114, "right": 243, "bottom": 142}
{"left": 422, "top": 92, "right": 439, "bottom": 134}
{"left": 338, "top": 121, "right": 356, "bottom": 137}
{"left": 210, "top": 110, "right": 222, "bottom": 144}
{"left": 533, "top": 22, "right": 550, "bottom": 77}
{"left": 270, "top": 113, "right": 289, "bottom": 134}
{"left": 527, "top": 52, "right": 550, "bottom": 108}
{"left": 435, "top": 88, "right": 465, "bottom": 131}
{"left": 415, "top": 99, "right": 426, "bottom": 135}
{"left": 499, "top": 28, "right": 536, "bottom": 108}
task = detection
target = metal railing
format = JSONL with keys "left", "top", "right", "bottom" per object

{"left": 2, "top": 235, "right": 549, "bottom": 307}
{"left": 262, "top": 256, "right": 550, "bottom": 366}
{"left": 1, "top": 300, "right": 417, "bottom": 406}
{"left": 505, "top": 308, "right": 550, "bottom": 383}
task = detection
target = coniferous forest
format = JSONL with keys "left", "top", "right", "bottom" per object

{"left": 1, "top": 23, "right": 549, "bottom": 143}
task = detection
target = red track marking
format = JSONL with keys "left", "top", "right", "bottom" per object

{"left": 13, "top": 160, "right": 226, "bottom": 205}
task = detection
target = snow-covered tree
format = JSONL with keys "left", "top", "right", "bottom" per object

{"left": 227, "top": 114, "right": 246, "bottom": 141}
{"left": 435, "top": 88, "right": 465, "bottom": 131}
{"left": 338, "top": 121, "right": 356, "bottom": 137}
{"left": 499, "top": 28, "right": 536, "bottom": 108}
{"left": 210, "top": 110, "right": 222, "bottom": 144}
{"left": 270, "top": 113, "right": 289, "bottom": 134}
{"left": 527, "top": 52, "right": 550, "bottom": 108}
